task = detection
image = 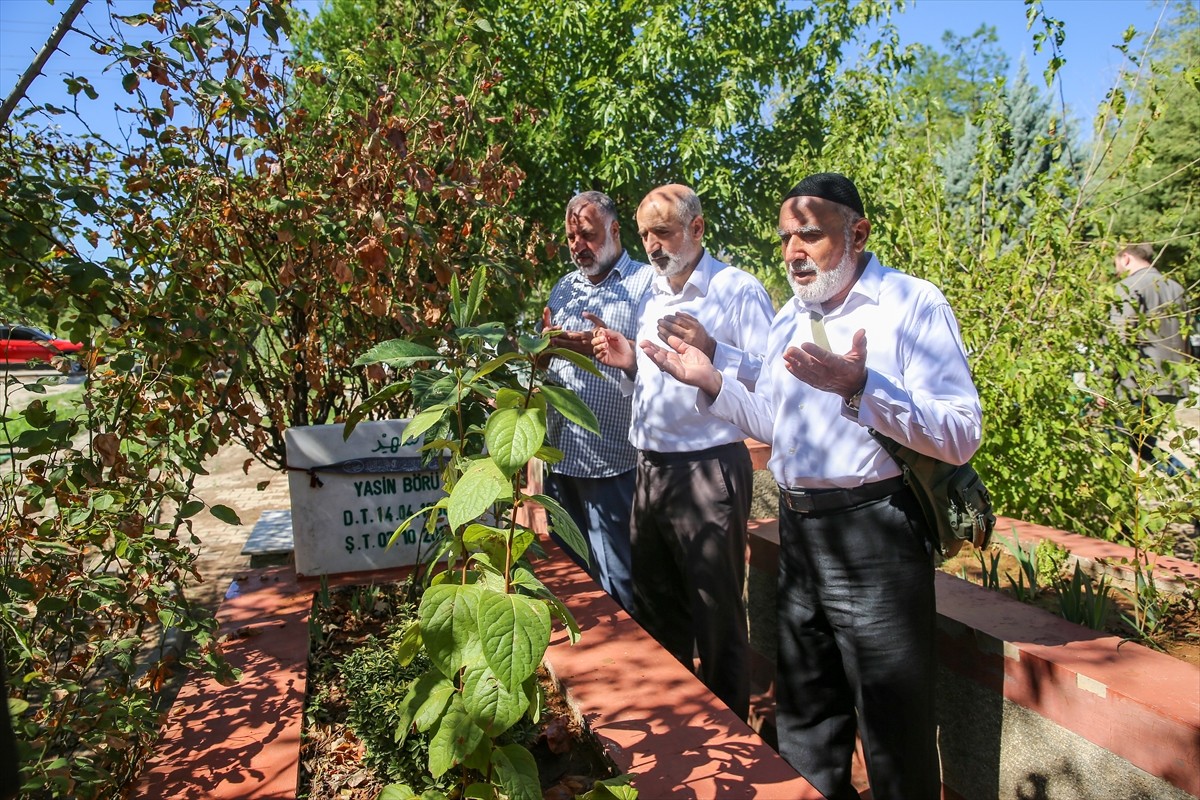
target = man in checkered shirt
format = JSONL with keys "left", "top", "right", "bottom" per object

{"left": 541, "top": 191, "right": 653, "bottom": 612}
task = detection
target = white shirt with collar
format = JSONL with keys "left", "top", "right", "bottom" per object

{"left": 707, "top": 253, "right": 982, "bottom": 488}
{"left": 629, "top": 249, "right": 774, "bottom": 453}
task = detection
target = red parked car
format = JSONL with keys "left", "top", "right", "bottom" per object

{"left": 0, "top": 325, "right": 85, "bottom": 367}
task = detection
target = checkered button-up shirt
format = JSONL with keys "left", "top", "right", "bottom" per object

{"left": 545, "top": 252, "right": 652, "bottom": 477}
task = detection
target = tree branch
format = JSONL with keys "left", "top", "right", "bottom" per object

{"left": 0, "top": 0, "right": 91, "bottom": 129}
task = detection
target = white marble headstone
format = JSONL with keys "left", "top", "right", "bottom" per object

{"left": 285, "top": 420, "right": 447, "bottom": 577}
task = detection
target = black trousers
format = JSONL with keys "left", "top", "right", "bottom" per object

{"left": 775, "top": 486, "right": 940, "bottom": 800}
{"left": 630, "top": 441, "right": 751, "bottom": 720}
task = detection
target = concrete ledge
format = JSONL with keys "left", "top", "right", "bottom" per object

{"left": 139, "top": 548, "right": 817, "bottom": 798}
{"left": 747, "top": 517, "right": 1200, "bottom": 799}
{"left": 535, "top": 541, "right": 818, "bottom": 798}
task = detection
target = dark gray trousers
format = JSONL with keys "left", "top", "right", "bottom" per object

{"left": 630, "top": 441, "right": 751, "bottom": 721}
{"left": 775, "top": 487, "right": 940, "bottom": 800}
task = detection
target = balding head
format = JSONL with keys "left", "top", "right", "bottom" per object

{"left": 638, "top": 184, "right": 703, "bottom": 228}
{"left": 636, "top": 184, "right": 706, "bottom": 291}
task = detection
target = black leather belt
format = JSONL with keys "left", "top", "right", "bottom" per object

{"left": 779, "top": 476, "right": 905, "bottom": 515}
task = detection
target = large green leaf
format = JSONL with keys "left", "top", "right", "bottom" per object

{"left": 511, "top": 566, "right": 581, "bottom": 645}
{"left": 397, "top": 671, "right": 452, "bottom": 743}
{"left": 354, "top": 339, "right": 441, "bottom": 367}
{"left": 484, "top": 408, "right": 545, "bottom": 477}
{"left": 473, "top": 351, "right": 524, "bottom": 382}
{"left": 491, "top": 743, "right": 542, "bottom": 800}
{"left": 493, "top": 387, "right": 526, "bottom": 409}
{"left": 465, "top": 266, "right": 486, "bottom": 324}
{"left": 461, "top": 662, "right": 528, "bottom": 737}
{"left": 403, "top": 405, "right": 449, "bottom": 445}
{"left": 476, "top": 592, "right": 550, "bottom": 691}
{"left": 508, "top": 527, "right": 535, "bottom": 563}
{"left": 544, "top": 346, "right": 606, "bottom": 380}
{"left": 419, "top": 583, "right": 483, "bottom": 679}
{"left": 539, "top": 384, "right": 600, "bottom": 435}
{"left": 462, "top": 523, "right": 509, "bottom": 568}
{"left": 412, "top": 677, "right": 457, "bottom": 732}
{"left": 447, "top": 458, "right": 511, "bottom": 531}
{"left": 428, "top": 694, "right": 485, "bottom": 778}
{"left": 534, "top": 493, "right": 590, "bottom": 568}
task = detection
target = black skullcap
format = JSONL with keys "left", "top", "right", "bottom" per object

{"left": 784, "top": 172, "right": 864, "bottom": 216}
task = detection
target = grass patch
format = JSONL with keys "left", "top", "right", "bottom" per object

{"left": 1, "top": 381, "right": 87, "bottom": 451}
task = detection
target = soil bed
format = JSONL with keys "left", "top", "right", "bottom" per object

{"left": 299, "top": 580, "right": 618, "bottom": 799}
{"left": 939, "top": 545, "right": 1200, "bottom": 666}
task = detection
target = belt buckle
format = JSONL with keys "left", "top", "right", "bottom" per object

{"left": 781, "top": 487, "right": 816, "bottom": 514}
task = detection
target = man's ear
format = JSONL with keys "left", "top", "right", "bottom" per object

{"left": 851, "top": 217, "right": 871, "bottom": 253}
{"left": 610, "top": 218, "right": 620, "bottom": 240}
{"left": 690, "top": 214, "right": 705, "bottom": 240}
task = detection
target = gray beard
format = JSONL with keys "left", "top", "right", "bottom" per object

{"left": 789, "top": 248, "right": 856, "bottom": 304}
{"left": 577, "top": 236, "right": 622, "bottom": 277}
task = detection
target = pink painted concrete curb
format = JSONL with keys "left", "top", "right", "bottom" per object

{"left": 137, "top": 552, "right": 817, "bottom": 799}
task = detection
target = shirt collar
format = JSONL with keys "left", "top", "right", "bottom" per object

{"left": 569, "top": 250, "right": 632, "bottom": 287}
{"left": 793, "top": 252, "right": 883, "bottom": 317}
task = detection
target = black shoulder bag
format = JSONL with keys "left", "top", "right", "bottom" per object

{"left": 869, "top": 429, "right": 995, "bottom": 558}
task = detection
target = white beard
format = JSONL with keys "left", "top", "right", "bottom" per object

{"left": 652, "top": 229, "right": 695, "bottom": 278}
{"left": 789, "top": 246, "right": 857, "bottom": 304}
{"left": 576, "top": 229, "right": 622, "bottom": 277}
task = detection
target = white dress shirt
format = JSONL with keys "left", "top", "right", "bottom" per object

{"left": 708, "top": 254, "right": 982, "bottom": 488}
{"left": 629, "top": 250, "right": 774, "bottom": 453}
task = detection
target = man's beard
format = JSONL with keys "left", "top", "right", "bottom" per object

{"left": 576, "top": 230, "right": 622, "bottom": 277}
{"left": 651, "top": 229, "right": 694, "bottom": 278}
{"left": 788, "top": 239, "right": 857, "bottom": 304}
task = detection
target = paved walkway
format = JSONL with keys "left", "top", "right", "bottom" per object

{"left": 184, "top": 445, "right": 290, "bottom": 612}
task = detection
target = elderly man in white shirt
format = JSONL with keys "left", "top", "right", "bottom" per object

{"left": 592, "top": 183, "right": 773, "bottom": 722}
{"left": 640, "top": 173, "right": 981, "bottom": 800}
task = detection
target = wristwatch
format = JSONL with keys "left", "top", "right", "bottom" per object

{"left": 845, "top": 388, "right": 863, "bottom": 410}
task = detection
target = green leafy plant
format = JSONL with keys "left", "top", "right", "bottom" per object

{"left": 350, "top": 269, "right": 635, "bottom": 800}
{"left": 1055, "top": 563, "right": 1113, "bottom": 631}
{"left": 1003, "top": 532, "right": 1042, "bottom": 603}
{"left": 1116, "top": 560, "right": 1175, "bottom": 649}
{"left": 1034, "top": 539, "right": 1070, "bottom": 587}
{"left": 973, "top": 547, "right": 1004, "bottom": 591}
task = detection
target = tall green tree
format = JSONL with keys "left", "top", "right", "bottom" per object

{"left": 288, "top": 0, "right": 898, "bottom": 281}
{"left": 899, "top": 24, "right": 1010, "bottom": 142}
{"left": 938, "top": 62, "right": 1074, "bottom": 248}
{"left": 1091, "top": 2, "right": 1200, "bottom": 290}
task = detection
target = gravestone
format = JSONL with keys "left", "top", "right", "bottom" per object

{"left": 285, "top": 420, "right": 447, "bottom": 577}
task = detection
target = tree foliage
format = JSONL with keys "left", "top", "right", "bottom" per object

{"left": 1091, "top": 2, "right": 1200, "bottom": 290}
{"left": 898, "top": 24, "right": 1010, "bottom": 141}
{"left": 2, "top": 0, "right": 547, "bottom": 795}
{"left": 939, "top": 62, "right": 1075, "bottom": 247}
{"left": 289, "top": 0, "right": 898, "bottom": 279}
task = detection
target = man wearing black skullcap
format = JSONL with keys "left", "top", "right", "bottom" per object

{"left": 641, "top": 172, "right": 982, "bottom": 799}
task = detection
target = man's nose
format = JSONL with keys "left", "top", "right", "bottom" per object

{"left": 783, "top": 237, "right": 805, "bottom": 263}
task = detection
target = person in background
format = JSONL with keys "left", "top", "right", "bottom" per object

{"left": 591, "top": 183, "right": 774, "bottom": 721}
{"left": 1111, "top": 242, "right": 1191, "bottom": 475}
{"left": 541, "top": 191, "right": 652, "bottom": 612}
{"left": 639, "top": 173, "right": 981, "bottom": 798}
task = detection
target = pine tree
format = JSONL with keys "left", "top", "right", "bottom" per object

{"left": 938, "top": 62, "right": 1071, "bottom": 247}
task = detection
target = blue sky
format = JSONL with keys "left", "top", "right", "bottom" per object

{"left": 0, "top": 0, "right": 1178, "bottom": 135}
